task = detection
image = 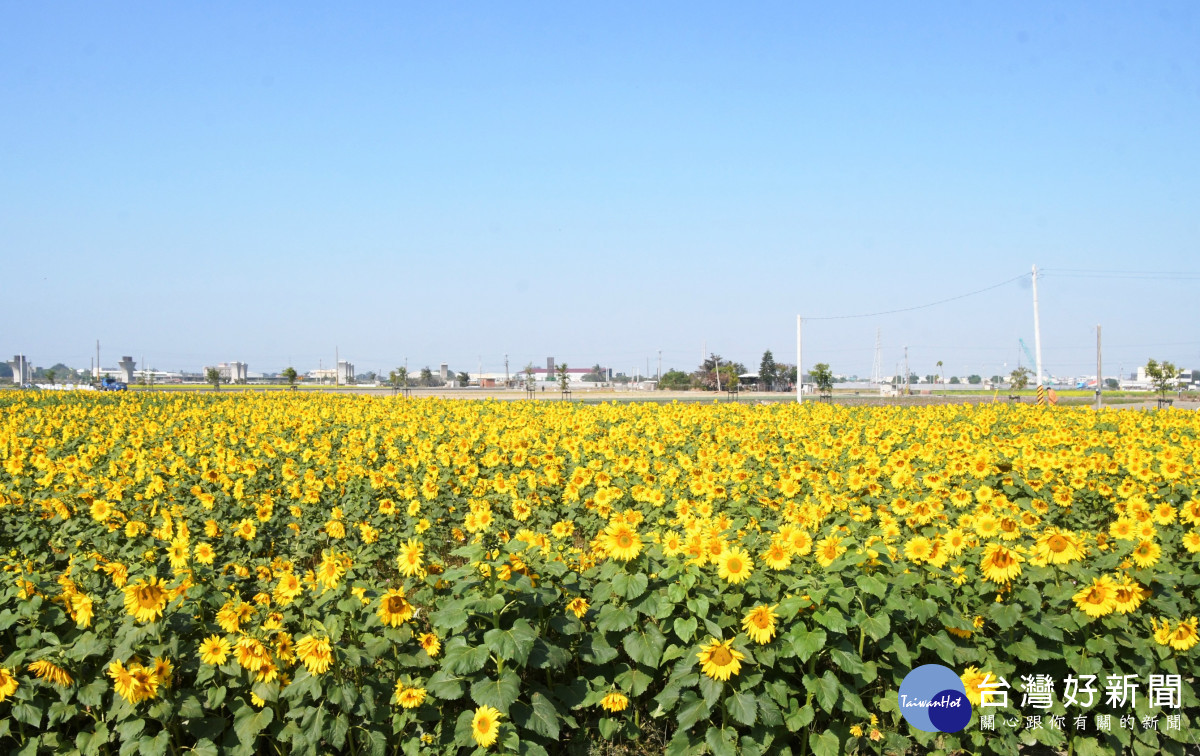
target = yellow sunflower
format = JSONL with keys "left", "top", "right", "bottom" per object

{"left": 1162, "top": 617, "right": 1199, "bottom": 651}
{"left": 419, "top": 633, "right": 441, "bottom": 657}
{"left": 814, "top": 536, "right": 846, "bottom": 568}
{"left": 397, "top": 539, "right": 425, "bottom": 577}
{"left": 235, "top": 637, "right": 272, "bottom": 672}
{"left": 742, "top": 604, "right": 778, "bottom": 645}
{"left": 979, "top": 543, "right": 1023, "bottom": 584}
{"left": 295, "top": 635, "right": 334, "bottom": 675}
{"left": 395, "top": 684, "right": 427, "bottom": 709}
{"left": 194, "top": 543, "right": 216, "bottom": 565}
{"left": 1034, "top": 528, "right": 1084, "bottom": 565}
{"left": 903, "top": 536, "right": 933, "bottom": 564}
{"left": 471, "top": 705, "right": 502, "bottom": 748}
{"left": 717, "top": 547, "right": 753, "bottom": 584}
{"left": 273, "top": 573, "right": 303, "bottom": 605}
{"left": 123, "top": 577, "right": 169, "bottom": 623}
{"left": 0, "top": 667, "right": 17, "bottom": 702}
{"left": 378, "top": 589, "right": 415, "bottom": 627}
{"left": 1111, "top": 579, "right": 1142, "bottom": 613}
{"left": 1072, "top": 575, "right": 1118, "bottom": 618}
{"left": 697, "top": 638, "right": 745, "bottom": 682}
{"left": 960, "top": 666, "right": 990, "bottom": 706}
{"left": 603, "top": 522, "right": 643, "bottom": 561}
{"left": 28, "top": 659, "right": 73, "bottom": 687}
{"left": 760, "top": 541, "right": 792, "bottom": 570}
{"left": 69, "top": 593, "right": 94, "bottom": 628}
{"left": 199, "top": 635, "right": 231, "bottom": 666}
{"left": 600, "top": 691, "right": 629, "bottom": 712}
{"left": 1130, "top": 539, "right": 1161, "bottom": 569}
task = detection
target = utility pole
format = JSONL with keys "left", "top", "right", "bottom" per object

{"left": 871, "top": 328, "right": 882, "bottom": 386}
{"left": 96, "top": 340, "right": 100, "bottom": 379}
{"left": 1031, "top": 264, "right": 1044, "bottom": 390}
{"left": 657, "top": 349, "right": 662, "bottom": 382}
{"left": 904, "top": 346, "right": 910, "bottom": 396}
{"left": 796, "top": 316, "right": 802, "bottom": 404}
{"left": 1095, "top": 325, "right": 1102, "bottom": 410}
{"left": 714, "top": 355, "right": 721, "bottom": 392}
{"left": 504, "top": 354, "right": 509, "bottom": 388}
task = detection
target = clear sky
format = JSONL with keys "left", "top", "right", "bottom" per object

{"left": 3, "top": 3, "right": 1198, "bottom": 380}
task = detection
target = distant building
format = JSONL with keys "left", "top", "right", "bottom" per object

{"left": 526, "top": 367, "right": 593, "bottom": 384}
{"left": 307, "top": 360, "right": 354, "bottom": 384}
{"left": 204, "top": 362, "right": 249, "bottom": 384}
{"left": 117, "top": 356, "right": 136, "bottom": 384}
{"left": 7, "top": 355, "right": 32, "bottom": 385}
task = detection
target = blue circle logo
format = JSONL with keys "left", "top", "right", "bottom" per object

{"left": 897, "top": 665, "right": 972, "bottom": 733}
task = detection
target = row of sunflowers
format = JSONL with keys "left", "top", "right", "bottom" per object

{"left": 0, "top": 392, "right": 1197, "bottom": 755}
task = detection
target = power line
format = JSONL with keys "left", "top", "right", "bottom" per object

{"left": 1041, "top": 268, "right": 1200, "bottom": 280}
{"left": 803, "top": 273, "right": 1030, "bottom": 321}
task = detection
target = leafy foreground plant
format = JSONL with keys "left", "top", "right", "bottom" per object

{"left": 0, "top": 393, "right": 1196, "bottom": 754}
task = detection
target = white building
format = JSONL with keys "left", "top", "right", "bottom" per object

{"left": 204, "top": 362, "right": 249, "bottom": 384}
{"left": 308, "top": 360, "right": 355, "bottom": 384}
{"left": 7, "top": 355, "right": 32, "bottom": 384}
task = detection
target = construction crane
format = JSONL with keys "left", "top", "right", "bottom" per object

{"left": 1012, "top": 340, "right": 1041, "bottom": 381}
{"left": 1019, "top": 339, "right": 1037, "bottom": 374}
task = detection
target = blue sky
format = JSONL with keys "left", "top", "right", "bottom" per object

{"left": 2, "top": 3, "right": 1197, "bottom": 379}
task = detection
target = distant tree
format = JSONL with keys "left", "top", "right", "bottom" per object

{"left": 1010, "top": 366, "right": 1032, "bottom": 392}
{"left": 693, "top": 354, "right": 723, "bottom": 391}
{"left": 780, "top": 364, "right": 797, "bottom": 388}
{"left": 810, "top": 363, "right": 834, "bottom": 399}
{"left": 759, "top": 350, "right": 779, "bottom": 392}
{"left": 206, "top": 367, "right": 221, "bottom": 390}
{"left": 45, "top": 369, "right": 55, "bottom": 386}
{"left": 1103, "top": 378, "right": 1119, "bottom": 390}
{"left": 936, "top": 360, "right": 945, "bottom": 385}
{"left": 1145, "top": 359, "right": 1179, "bottom": 401}
{"left": 362, "top": 371, "right": 377, "bottom": 383}
{"left": 388, "top": 367, "right": 408, "bottom": 389}
{"left": 949, "top": 376, "right": 961, "bottom": 384}
{"left": 456, "top": 371, "right": 470, "bottom": 387}
{"left": 658, "top": 369, "right": 691, "bottom": 390}
{"left": 693, "top": 354, "right": 746, "bottom": 391}
{"left": 968, "top": 375, "right": 982, "bottom": 385}
{"left": 989, "top": 375, "right": 1004, "bottom": 385}
{"left": 923, "top": 374, "right": 937, "bottom": 385}
{"left": 524, "top": 364, "right": 537, "bottom": 391}
{"left": 557, "top": 363, "right": 570, "bottom": 394}
{"left": 581, "top": 363, "right": 606, "bottom": 382}
{"left": 418, "top": 367, "right": 438, "bottom": 387}
{"left": 282, "top": 367, "right": 298, "bottom": 389}
{"left": 718, "top": 364, "right": 740, "bottom": 391}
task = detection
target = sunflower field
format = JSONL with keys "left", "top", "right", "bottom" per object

{"left": 0, "top": 392, "right": 1197, "bottom": 756}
